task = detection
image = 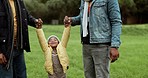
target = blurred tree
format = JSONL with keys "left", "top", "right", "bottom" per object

{"left": 133, "top": 0, "right": 148, "bottom": 23}
{"left": 133, "top": 0, "right": 148, "bottom": 13}
{"left": 45, "top": 0, "right": 80, "bottom": 23}
{"left": 119, "top": 0, "right": 137, "bottom": 24}
{"left": 24, "top": 0, "right": 48, "bottom": 22}
{"left": 119, "top": 0, "right": 148, "bottom": 24}
{"left": 24, "top": 0, "right": 80, "bottom": 24}
{"left": 40, "top": 0, "right": 47, "bottom": 3}
{"left": 45, "top": 0, "right": 65, "bottom": 22}
{"left": 119, "top": 0, "right": 137, "bottom": 16}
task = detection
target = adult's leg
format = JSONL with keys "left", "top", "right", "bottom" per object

{"left": 91, "top": 44, "right": 110, "bottom": 78}
{"left": 13, "top": 49, "right": 27, "bottom": 78}
{"left": 83, "top": 44, "right": 96, "bottom": 78}
{"left": 0, "top": 62, "right": 13, "bottom": 78}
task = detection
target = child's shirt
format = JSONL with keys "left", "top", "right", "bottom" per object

{"left": 49, "top": 50, "right": 66, "bottom": 78}
{"left": 52, "top": 50, "right": 63, "bottom": 72}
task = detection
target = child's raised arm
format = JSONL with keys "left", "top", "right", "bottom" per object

{"left": 36, "top": 24, "right": 49, "bottom": 52}
{"left": 60, "top": 25, "right": 71, "bottom": 48}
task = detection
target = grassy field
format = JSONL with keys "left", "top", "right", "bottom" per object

{"left": 25, "top": 24, "right": 148, "bottom": 78}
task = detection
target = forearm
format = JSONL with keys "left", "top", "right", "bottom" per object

{"left": 27, "top": 12, "right": 36, "bottom": 27}
{"left": 61, "top": 26, "right": 71, "bottom": 48}
{"left": 108, "top": 0, "right": 122, "bottom": 47}
{"left": 111, "top": 26, "right": 122, "bottom": 48}
{"left": 36, "top": 29, "right": 49, "bottom": 52}
{"left": 111, "top": 19, "right": 122, "bottom": 48}
{"left": 71, "top": 15, "right": 81, "bottom": 26}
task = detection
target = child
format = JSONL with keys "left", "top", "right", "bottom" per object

{"left": 36, "top": 24, "right": 70, "bottom": 78}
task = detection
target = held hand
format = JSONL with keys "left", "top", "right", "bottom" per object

{"left": 35, "top": 18, "right": 43, "bottom": 29}
{"left": 110, "top": 48, "right": 119, "bottom": 63}
{"left": 0, "top": 53, "right": 7, "bottom": 64}
{"left": 64, "top": 16, "right": 72, "bottom": 27}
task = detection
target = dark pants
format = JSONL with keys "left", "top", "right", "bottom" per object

{"left": 83, "top": 44, "right": 110, "bottom": 78}
{"left": 0, "top": 48, "right": 27, "bottom": 78}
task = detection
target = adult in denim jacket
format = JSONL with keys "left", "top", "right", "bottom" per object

{"left": 64, "top": 0, "right": 122, "bottom": 78}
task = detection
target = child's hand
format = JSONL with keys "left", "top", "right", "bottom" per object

{"left": 64, "top": 16, "right": 71, "bottom": 27}
{"left": 35, "top": 18, "right": 43, "bottom": 29}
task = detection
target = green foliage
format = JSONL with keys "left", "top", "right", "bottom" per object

{"left": 119, "top": 0, "right": 137, "bottom": 16}
{"left": 46, "top": 0, "right": 65, "bottom": 8}
{"left": 119, "top": 0, "right": 148, "bottom": 24}
{"left": 25, "top": 24, "right": 148, "bottom": 78}
{"left": 133, "top": 0, "right": 148, "bottom": 13}
{"left": 24, "top": 0, "right": 48, "bottom": 19}
{"left": 119, "top": 0, "right": 148, "bottom": 16}
{"left": 24, "top": 0, "right": 80, "bottom": 24}
{"left": 24, "top": 0, "right": 148, "bottom": 24}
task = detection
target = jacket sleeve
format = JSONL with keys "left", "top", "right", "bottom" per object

{"left": 21, "top": 0, "right": 36, "bottom": 27}
{"left": 108, "top": 0, "right": 122, "bottom": 48}
{"left": 36, "top": 29, "right": 49, "bottom": 52}
{"left": 71, "top": 0, "right": 84, "bottom": 26}
{"left": 71, "top": 15, "right": 81, "bottom": 26}
{"left": 27, "top": 12, "right": 36, "bottom": 27}
{"left": 36, "top": 29, "right": 53, "bottom": 74}
{"left": 60, "top": 26, "right": 71, "bottom": 48}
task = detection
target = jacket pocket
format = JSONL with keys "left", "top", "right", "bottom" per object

{"left": 93, "top": 1, "right": 106, "bottom": 7}
{"left": 0, "top": 29, "right": 7, "bottom": 43}
{"left": 0, "top": 37, "right": 6, "bottom": 43}
{"left": 92, "top": 1, "right": 107, "bottom": 16}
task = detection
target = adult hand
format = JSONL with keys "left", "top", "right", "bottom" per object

{"left": 0, "top": 53, "right": 7, "bottom": 64}
{"left": 35, "top": 18, "right": 43, "bottom": 29}
{"left": 64, "top": 16, "right": 71, "bottom": 27}
{"left": 110, "top": 48, "right": 119, "bottom": 63}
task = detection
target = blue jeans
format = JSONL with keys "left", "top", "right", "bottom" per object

{"left": 83, "top": 44, "right": 110, "bottom": 78}
{"left": 0, "top": 48, "right": 27, "bottom": 78}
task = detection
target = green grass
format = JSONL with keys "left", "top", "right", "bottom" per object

{"left": 25, "top": 24, "right": 148, "bottom": 78}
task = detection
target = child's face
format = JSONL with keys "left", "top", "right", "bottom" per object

{"left": 48, "top": 37, "right": 59, "bottom": 48}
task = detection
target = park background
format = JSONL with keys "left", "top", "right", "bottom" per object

{"left": 24, "top": 0, "right": 148, "bottom": 78}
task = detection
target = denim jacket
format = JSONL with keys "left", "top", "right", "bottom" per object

{"left": 71, "top": 0, "right": 122, "bottom": 48}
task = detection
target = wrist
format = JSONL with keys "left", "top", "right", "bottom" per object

{"left": 36, "top": 27, "right": 42, "bottom": 29}
{"left": 111, "top": 47, "right": 118, "bottom": 50}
